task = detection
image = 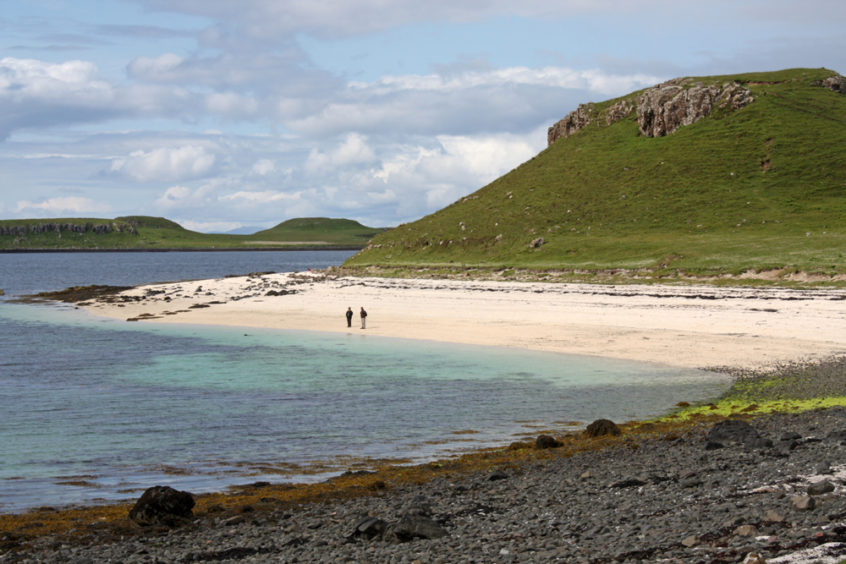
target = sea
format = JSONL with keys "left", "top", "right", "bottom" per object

{"left": 0, "top": 251, "right": 732, "bottom": 513}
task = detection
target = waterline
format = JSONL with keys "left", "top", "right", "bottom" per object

{"left": 0, "top": 302, "right": 731, "bottom": 513}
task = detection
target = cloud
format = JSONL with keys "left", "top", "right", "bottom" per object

{"left": 15, "top": 196, "right": 111, "bottom": 215}
{"left": 135, "top": 0, "right": 846, "bottom": 39}
{"left": 153, "top": 183, "right": 216, "bottom": 209}
{"left": 220, "top": 190, "right": 301, "bottom": 204}
{"left": 286, "top": 67, "right": 661, "bottom": 137}
{"left": 251, "top": 159, "right": 276, "bottom": 176}
{"left": 0, "top": 57, "right": 117, "bottom": 139}
{"left": 126, "top": 53, "right": 185, "bottom": 82}
{"left": 205, "top": 91, "right": 260, "bottom": 119}
{"left": 177, "top": 219, "right": 243, "bottom": 233}
{"left": 110, "top": 145, "right": 217, "bottom": 182}
{"left": 305, "top": 133, "right": 376, "bottom": 174}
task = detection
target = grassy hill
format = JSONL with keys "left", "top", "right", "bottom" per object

{"left": 0, "top": 216, "right": 386, "bottom": 251}
{"left": 345, "top": 68, "right": 846, "bottom": 284}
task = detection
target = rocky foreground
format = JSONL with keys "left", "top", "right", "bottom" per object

{"left": 6, "top": 407, "right": 846, "bottom": 564}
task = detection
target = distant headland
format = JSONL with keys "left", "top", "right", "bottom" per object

{"left": 0, "top": 216, "right": 388, "bottom": 252}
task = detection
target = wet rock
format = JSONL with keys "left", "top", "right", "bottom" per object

{"left": 129, "top": 485, "right": 195, "bottom": 527}
{"left": 585, "top": 419, "right": 621, "bottom": 438}
{"left": 487, "top": 471, "right": 509, "bottom": 481}
{"left": 535, "top": 434, "right": 561, "bottom": 449}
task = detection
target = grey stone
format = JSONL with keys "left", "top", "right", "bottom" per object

{"left": 808, "top": 480, "right": 835, "bottom": 495}
{"left": 790, "top": 494, "right": 816, "bottom": 510}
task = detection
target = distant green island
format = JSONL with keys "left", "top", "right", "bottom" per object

{"left": 0, "top": 216, "right": 387, "bottom": 251}
{"left": 345, "top": 68, "right": 846, "bottom": 285}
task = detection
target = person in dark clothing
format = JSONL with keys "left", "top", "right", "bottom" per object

{"left": 345, "top": 307, "right": 353, "bottom": 327}
{"left": 360, "top": 307, "right": 367, "bottom": 329}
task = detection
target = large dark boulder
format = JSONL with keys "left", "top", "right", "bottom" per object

{"left": 129, "top": 485, "right": 195, "bottom": 527}
{"left": 706, "top": 419, "right": 772, "bottom": 450}
{"left": 384, "top": 514, "right": 448, "bottom": 542}
{"left": 351, "top": 499, "right": 449, "bottom": 543}
{"left": 535, "top": 434, "right": 561, "bottom": 449}
{"left": 585, "top": 419, "right": 622, "bottom": 438}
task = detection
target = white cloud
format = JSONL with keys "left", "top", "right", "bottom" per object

{"left": 178, "top": 219, "right": 244, "bottom": 233}
{"left": 352, "top": 67, "right": 660, "bottom": 97}
{"left": 206, "top": 91, "right": 260, "bottom": 118}
{"left": 305, "top": 133, "right": 376, "bottom": 174}
{"left": 220, "top": 190, "right": 301, "bottom": 203}
{"left": 251, "top": 159, "right": 276, "bottom": 175}
{"left": 15, "top": 197, "right": 111, "bottom": 215}
{"left": 0, "top": 57, "right": 112, "bottom": 101}
{"left": 0, "top": 57, "right": 117, "bottom": 139}
{"left": 136, "top": 0, "right": 846, "bottom": 40}
{"left": 110, "top": 145, "right": 217, "bottom": 182}
{"left": 287, "top": 67, "right": 660, "bottom": 138}
{"left": 153, "top": 184, "right": 216, "bottom": 209}
{"left": 126, "top": 53, "right": 185, "bottom": 82}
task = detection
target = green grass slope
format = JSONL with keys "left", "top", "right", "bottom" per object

{"left": 346, "top": 68, "right": 846, "bottom": 283}
{"left": 0, "top": 216, "right": 385, "bottom": 250}
{"left": 248, "top": 218, "right": 387, "bottom": 245}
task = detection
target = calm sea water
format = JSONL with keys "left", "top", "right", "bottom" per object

{"left": 0, "top": 251, "right": 731, "bottom": 513}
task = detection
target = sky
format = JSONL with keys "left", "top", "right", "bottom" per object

{"left": 1, "top": 1, "right": 844, "bottom": 232}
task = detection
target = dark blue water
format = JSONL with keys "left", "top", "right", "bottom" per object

{"left": 0, "top": 250, "right": 355, "bottom": 298}
{"left": 0, "top": 251, "right": 731, "bottom": 513}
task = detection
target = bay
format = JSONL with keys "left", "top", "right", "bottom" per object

{"left": 0, "top": 251, "right": 731, "bottom": 513}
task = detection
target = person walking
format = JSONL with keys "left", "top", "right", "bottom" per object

{"left": 360, "top": 307, "right": 367, "bottom": 329}
{"left": 345, "top": 306, "right": 353, "bottom": 327}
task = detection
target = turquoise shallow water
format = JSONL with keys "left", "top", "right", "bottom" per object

{"left": 0, "top": 302, "right": 732, "bottom": 513}
{"left": 0, "top": 251, "right": 732, "bottom": 512}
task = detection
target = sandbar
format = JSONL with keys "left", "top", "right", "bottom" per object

{"left": 79, "top": 272, "right": 846, "bottom": 370}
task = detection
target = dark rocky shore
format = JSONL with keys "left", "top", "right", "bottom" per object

{"left": 5, "top": 406, "right": 846, "bottom": 563}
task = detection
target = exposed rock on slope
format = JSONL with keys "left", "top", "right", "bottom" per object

{"left": 548, "top": 72, "right": 846, "bottom": 146}
{"left": 546, "top": 103, "right": 594, "bottom": 145}
{"left": 548, "top": 79, "right": 754, "bottom": 144}
{"left": 820, "top": 74, "right": 846, "bottom": 93}
{"left": 636, "top": 80, "right": 753, "bottom": 137}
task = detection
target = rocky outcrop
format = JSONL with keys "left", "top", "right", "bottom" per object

{"left": 547, "top": 103, "right": 595, "bottom": 145}
{"left": 548, "top": 79, "right": 753, "bottom": 145}
{"left": 0, "top": 221, "right": 138, "bottom": 237}
{"left": 605, "top": 99, "right": 634, "bottom": 124}
{"left": 636, "top": 81, "right": 753, "bottom": 137}
{"left": 820, "top": 74, "right": 846, "bottom": 94}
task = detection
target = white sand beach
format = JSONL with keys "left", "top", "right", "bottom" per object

{"left": 80, "top": 272, "right": 846, "bottom": 370}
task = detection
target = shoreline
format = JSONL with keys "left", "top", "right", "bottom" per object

{"left": 0, "top": 246, "right": 364, "bottom": 254}
{"left": 72, "top": 271, "right": 846, "bottom": 370}
{"left": 6, "top": 275, "right": 846, "bottom": 560}
{"left": 5, "top": 407, "right": 846, "bottom": 562}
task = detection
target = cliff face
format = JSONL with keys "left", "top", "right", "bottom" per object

{"left": 0, "top": 221, "right": 138, "bottom": 237}
{"left": 548, "top": 78, "right": 755, "bottom": 145}
{"left": 548, "top": 72, "right": 846, "bottom": 146}
{"left": 636, "top": 81, "right": 753, "bottom": 137}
